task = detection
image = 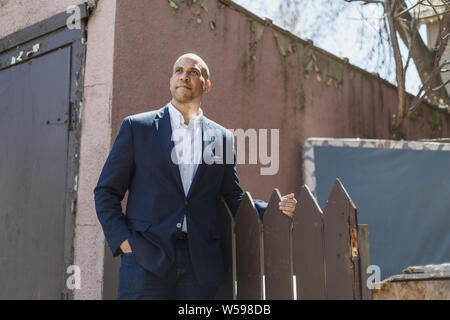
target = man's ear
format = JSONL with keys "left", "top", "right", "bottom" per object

{"left": 204, "top": 80, "right": 211, "bottom": 91}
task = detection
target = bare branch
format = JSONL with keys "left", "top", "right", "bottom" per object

{"left": 432, "top": 79, "right": 450, "bottom": 91}
{"left": 408, "top": 60, "right": 450, "bottom": 113}
{"left": 395, "top": 0, "right": 425, "bottom": 18}
{"left": 443, "top": 0, "right": 450, "bottom": 10}
{"left": 435, "top": 25, "right": 450, "bottom": 64}
{"left": 403, "top": 4, "right": 419, "bottom": 72}
{"left": 426, "top": 0, "right": 444, "bottom": 49}
{"left": 386, "top": 0, "right": 407, "bottom": 135}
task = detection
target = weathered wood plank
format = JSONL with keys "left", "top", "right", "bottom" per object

{"left": 235, "top": 192, "right": 264, "bottom": 300}
{"left": 292, "top": 185, "right": 326, "bottom": 299}
{"left": 323, "top": 179, "right": 361, "bottom": 299}
{"left": 263, "top": 189, "right": 293, "bottom": 300}
{"left": 215, "top": 198, "right": 236, "bottom": 300}
{"left": 358, "top": 224, "right": 372, "bottom": 300}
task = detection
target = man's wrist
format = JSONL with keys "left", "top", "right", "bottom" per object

{"left": 120, "top": 239, "right": 132, "bottom": 253}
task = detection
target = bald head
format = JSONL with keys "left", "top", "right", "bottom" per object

{"left": 174, "top": 53, "right": 210, "bottom": 80}
{"left": 170, "top": 53, "right": 211, "bottom": 105}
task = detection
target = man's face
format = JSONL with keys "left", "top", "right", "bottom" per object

{"left": 170, "top": 57, "right": 210, "bottom": 104}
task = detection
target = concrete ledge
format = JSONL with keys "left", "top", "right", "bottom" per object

{"left": 372, "top": 263, "right": 450, "bottom": 300}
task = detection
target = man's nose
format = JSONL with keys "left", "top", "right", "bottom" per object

{"left": 180, "top": 71, "right": 190, "bottom": 81}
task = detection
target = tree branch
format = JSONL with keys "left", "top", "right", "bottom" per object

{"left": 432, "top": 79, "right": 450, "bottom": 91}
{"left": 408, "top": 60, "right": 450, "bottom": 114}
{"left": 394, "top": 0, "right": 425, "bottom": 18}
{"left": 426, "top": 0, "right": 443, "bottom": 49}
{"left": 394, "top": 0, "right": 450, "bottom": 109}
{"left": 386, "top": 0, "right": 407, "bottom": 137}
{"left": 403, "top": 7, "right": 419, "bottom": 73}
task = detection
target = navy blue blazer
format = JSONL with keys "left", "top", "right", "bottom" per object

{"left": 94, "top": 104, "right": 267, "bottom": 288}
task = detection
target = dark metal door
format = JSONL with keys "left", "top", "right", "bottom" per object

{"left": 0, "top": 5, "right": 87, "bottom": 299}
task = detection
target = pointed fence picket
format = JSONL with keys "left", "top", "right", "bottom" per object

{"left": 234, "top": 192, "right": 264, "bottom": 300}
{"left": 292, "top": 185, "right": 326, "bottom": 299}
{"left": 214, "top": 196, "right": 235, "bottom": 300}
{"left": 263, "top": 189, "right": 293, "bottom": 300}
{"left": 216, "top": 178, "right": 370, "bottom": 300}
{"left": 323, "top": 179, "right": 361, "bottom": 299}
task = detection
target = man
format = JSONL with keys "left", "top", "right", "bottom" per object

{"left": 94, "top": 53, "right": 297, "bottom": 300}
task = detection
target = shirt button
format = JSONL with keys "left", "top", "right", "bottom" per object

{"left": 177, "top": 223, "right": 182, "bottom": 228}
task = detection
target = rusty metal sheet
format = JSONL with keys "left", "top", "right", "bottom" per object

{"left": 235, "top": 192, "right": 263, "bottom": 300}
{"left": 263, "top": 189, "right": 293, "bottom": 300}
{"left": 292, "top": 185, "right": 326, "bottom": 299}
{"left": 215, "top": 198, "right": 236, "bottom": 300}
{"left": 323, "top": 179, "right": 361, "bottom": 300}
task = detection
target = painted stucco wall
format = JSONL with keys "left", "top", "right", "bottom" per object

{"left": 73, "top": 0, "right": 117, "bottom": 300}
{"left": 111, "top": 0, "right": 449, "bottom": 204}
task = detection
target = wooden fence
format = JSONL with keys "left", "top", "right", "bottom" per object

{"left": 215, "top": 178, "right": 371, "bottom": 300}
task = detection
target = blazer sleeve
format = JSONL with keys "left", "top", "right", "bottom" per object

{"left": 220, "top": 132, "right": 267, "bottom": 219}
{"left": 94, "top": 116, "right": 135, "bottom": 257}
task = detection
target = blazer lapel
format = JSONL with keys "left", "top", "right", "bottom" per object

{"left": 155, "top": 105, "right": 184, "bottom": 196}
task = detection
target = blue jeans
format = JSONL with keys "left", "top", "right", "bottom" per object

{"left": 117, "top": 238, "right": 218, "bottom": 300}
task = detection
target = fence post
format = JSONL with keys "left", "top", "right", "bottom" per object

{"left": 323, "top": 179, "right": 362, "bottom": 299}
{"left": 358, "top": 224, "right": 372, "bottom": 300}
{"left": 235, "top": 192, "right": 264, "bottom": 300}
{"left": 263, "top": 189, "right": 293, "bottom": 300}
{"left": 292, "top": 184, "right": 326, "bottom": 299}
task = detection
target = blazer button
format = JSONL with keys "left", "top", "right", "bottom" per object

{"left": 184, "top": 200, "right": 188, "bottom": 205}
{"left": 177, "top": 223, "right": 182, "bottom": 228}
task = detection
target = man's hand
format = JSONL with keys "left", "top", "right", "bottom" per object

{"left": 120, "top": 239, "right": 132, "bottom": 254}
{"left": 279, "top": 193, "right": 297, "bottom": 218}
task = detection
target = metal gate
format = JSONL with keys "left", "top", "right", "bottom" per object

{"left": 0, "top": 5, "right": 88, "bottom": 299}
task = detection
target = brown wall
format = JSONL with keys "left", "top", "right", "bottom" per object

{"left": 111, "top": 0, "right": 449, "bottom": 202}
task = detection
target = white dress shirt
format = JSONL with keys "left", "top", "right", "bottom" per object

{"left": 168, "top": 102, "right": 203, "bottom": 233}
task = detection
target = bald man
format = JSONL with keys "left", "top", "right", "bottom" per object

{"left": 94, "top": 53, "right": 297, "bottom": 300}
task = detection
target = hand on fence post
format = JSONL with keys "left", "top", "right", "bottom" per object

{"left": 279, "top": 193, "right": 297, "bottom": 218}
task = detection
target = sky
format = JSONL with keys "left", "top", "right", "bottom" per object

{"left": 233, "top": 0, "right": 428, "bottom": 95}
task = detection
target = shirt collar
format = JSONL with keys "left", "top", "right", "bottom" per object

{"left": 168, "top": 102, "right": 203, "bottom": 127}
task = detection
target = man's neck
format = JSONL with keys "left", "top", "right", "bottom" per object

{"left": 170, "top": 99, "right": 201, "bottom": 125}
